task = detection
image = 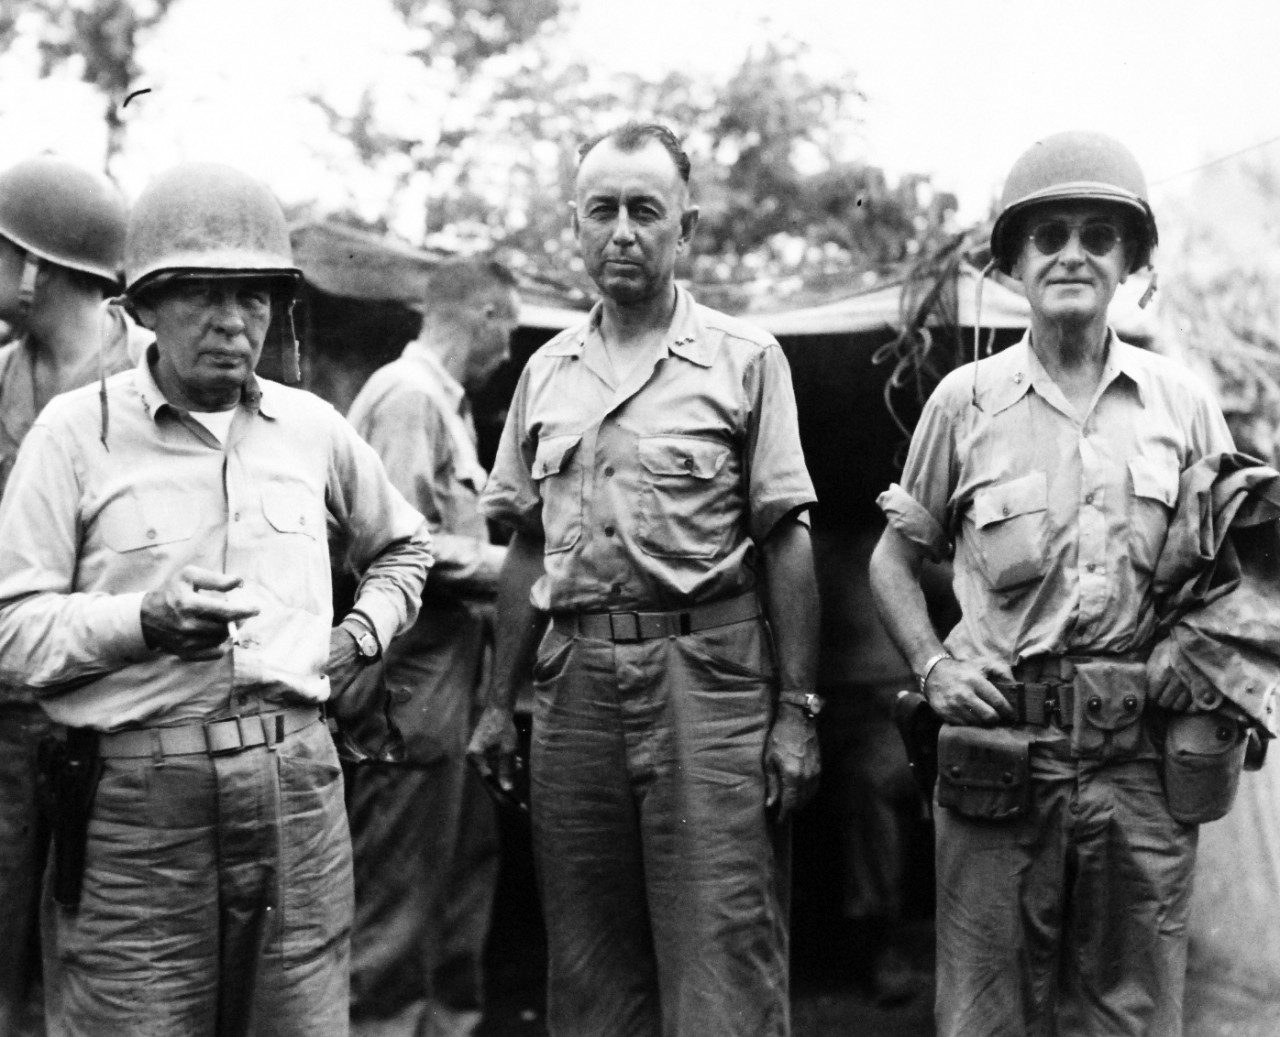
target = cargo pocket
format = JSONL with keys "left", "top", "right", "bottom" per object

{"left": 972, "top": 472, "right": 1048, "bottom": 591}
{"left": 636, "top": 435, "right": 731, "bottom": 559}
{"left": 1128, "top": 455, "right": 1179, "bottom": 573}
{"left": 936, "top": 725, "right": 1032, "bottom": 821}
{"left": 1161, "top": 711, "right": 1248, "bottom": 824}
{"left": 1070, "top": 660, "right": 1148, "bottom": 760}
{"left": 532, "top": 434, "right": 583, "bottom": 554}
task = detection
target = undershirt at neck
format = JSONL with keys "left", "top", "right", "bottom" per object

{"left": 188, "top": 408, "right": 236, "bottom": 443}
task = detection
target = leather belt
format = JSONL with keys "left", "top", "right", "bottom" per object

{"left": 551, "top": 592, "right": 760, "bottom": 643}
{"left": 97, "top": 705, "right": 321, "bottom": 759}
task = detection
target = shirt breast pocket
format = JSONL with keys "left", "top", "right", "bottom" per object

{"left": 532, "top": 434, "right": 583, "bottom": 554}
{"left": 972, "top": 472, "right": 1049, "bottom": 591}
{"left": 637, "top": 435, "right": 732, "bottom": 560}
{"left": 262, "top": 487, "right": 321, "bottom": 541}
{"left": 1128, "top": 455, "right": 1178, "bottom": 573}
{"left": 98, "top": 493, "right": 199, "bottom": 553}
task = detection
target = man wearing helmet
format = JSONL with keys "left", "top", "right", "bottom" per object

{"left": 0, "top": 156, "right": 145, "bottom": 1037}
{"left": 870, "top": 132, "right": 1235, "bottom": 1036}
{"left": 0, "top": 162, "right": 432, "bottom": 1036}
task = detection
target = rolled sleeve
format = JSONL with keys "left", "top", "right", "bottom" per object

{"left": 744, "top": 343, "right": 817, "bottom": 544}
{"left": 878, "top": 381, "right": 961, "bottom": 558}
{"left": 480, "top": 368, "right": 542, "bottom": 534}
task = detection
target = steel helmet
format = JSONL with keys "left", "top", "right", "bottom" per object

{"left": 125, "top": 162, "right": 300, "bottom": 298}
{"left": 989, "top": 131, "right": 1157, "bottom": 275}
{"left": 0, "top": 156, "right": 127, "bottom": 285}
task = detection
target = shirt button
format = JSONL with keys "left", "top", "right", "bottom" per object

{"left": 233, "top": 511, "right": 241, "bottom": 521}
{"left": 610, "top": 584, "right": 623, "bottom": 596}
{"left": 682, "top": 458, "right": 695, "bottom": 471}
{"left": 604, "top": 525, "right": 615, "bottom": 537}
{"left": 1084, "top": 493, "right": 1094, "bottom": 505}
{"left": 146, "top": 528, "right": 157, "bottom": 540}
{"left": 1086, "top": 563, "right": 1097, "bottom": 573}
{"left": 1001, "top": 505, "right": 1010, "bottom": 517}
{"left": 604, "top": 466, "right": 615, "bottom": 477}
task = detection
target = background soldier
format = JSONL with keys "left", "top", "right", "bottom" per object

{"left": 469, "top": 122, "right": 820, "bottom": 1037}
{"left": 0, "top": 162, "right": 431, "bottom": 1036}
{"left": 345, "top": 258, "right": 518, "bottom": 1037}
{"left": 0, "top": 156, "right": 139, "bottom": 1037}
{"left": 870, "top": 131, "right": 1236, "bottom": 1036}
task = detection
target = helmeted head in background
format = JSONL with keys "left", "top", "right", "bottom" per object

{"left": 989, "top": 131, "right": 1158, "bottom": 277}
{"left": 0, "top": 156, "right": 128, "bottom": 321}
{"left": 124, "top": 163, "right": 303, "bottom": 399}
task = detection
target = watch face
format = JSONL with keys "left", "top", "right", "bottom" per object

{"left": 806, "top": 694, "right": 824, "bottom": 717}
{"left": 357, "top": 632, "right": 378, "bottom": 658}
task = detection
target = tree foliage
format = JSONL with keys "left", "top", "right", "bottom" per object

{"left": 0, "top": 0, "right": 177, "bottom": 168}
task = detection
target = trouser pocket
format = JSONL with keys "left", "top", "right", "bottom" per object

{"left": 936, "top": 725, "right": 1032, "bottom": 821}
{"left": 1161, "top": 710, "right": 1248, "bottom": 824}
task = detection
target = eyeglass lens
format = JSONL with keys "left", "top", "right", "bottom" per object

{"left": 1030, "top": 221, "right": 1120, "bottom": 257}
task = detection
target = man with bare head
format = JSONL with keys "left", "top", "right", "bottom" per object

{"left": 469, "top": 123, "right": 821, "bottom": 1036}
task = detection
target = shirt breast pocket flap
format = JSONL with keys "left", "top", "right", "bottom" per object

{"left": 99, "top": 496, "right": 198, "bottom": 553}
{"left": 637, "top": 437, "right": 728, "bottom": 479}
{"left": 972, "top": 472, "right": 1048, "bottom": 591}
{"left": 262, "top": 488, "right": 320, "bottom": 539}
{"left": 1129, "top": 456, "right": 1178, "bottom": 508}
{"left": 531, "top": 435, "right": 581, "bottom": 482}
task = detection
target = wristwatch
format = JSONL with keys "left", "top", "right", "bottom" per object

{"left": 779, "top": 691, "right": 825, "bottom": 721}
{"left": 342, "top": 616, "right": 381, "bottom": 662}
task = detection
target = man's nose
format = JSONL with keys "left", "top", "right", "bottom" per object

{"left": 1057, "top": 230, "right": 1087, "bottom": 264}
{"left": 611, "top": 210, "right": 636, "bottom": 244}
{"left": 210, "top": 292, "right": 247, "bottom": 331}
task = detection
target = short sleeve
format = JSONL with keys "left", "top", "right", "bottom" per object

{"left": 743, "top": 342, "right": 817, "bottom": 543}
{"left": 479, "top": 365, "right": 542, "bottom": 534}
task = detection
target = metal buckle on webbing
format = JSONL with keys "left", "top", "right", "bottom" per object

{"left": 204, "top": 714, "right": 247, "bottom": 755}
{"left": 608, "top": 611, "right": 642, "bottom": 642}
{"left": 1014, "top": 681, "right": 1069, "bottom": 727}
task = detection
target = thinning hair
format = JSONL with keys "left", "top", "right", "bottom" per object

{"left": 421, "top": 257, "right": 517, "bottom": 320}
{"left": 577, "top": 122, "right": 691, "bottom": 185}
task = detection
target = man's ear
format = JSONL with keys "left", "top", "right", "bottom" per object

{"left": 678, "top": 206, "right": 700, "bottom": 251}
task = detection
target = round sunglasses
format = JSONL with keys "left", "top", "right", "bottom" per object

{"left": 1027, "top": 219, "right": 1122, "bottom": 258}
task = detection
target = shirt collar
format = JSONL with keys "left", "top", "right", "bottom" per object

{"left": 135, "top": 344, "right": 274, "bottom": 423}
{"left": 542, "top": 285, "right": 715, "bottom": 368}
{"left": 401, "top": 340, "right": 467, "bottom": 411}
{"left": 985, "top": 329, "right": 1143, "bottom": 415}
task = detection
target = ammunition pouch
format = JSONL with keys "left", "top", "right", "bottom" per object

{"left": 1161, "top": 710, "right": 1248, "bottom": 824}
{"left": 37, "top": 727, "right": 102, "bottom": 910}
{"left": 936, "top": 725, "right": 1032, "bottom": 821}
{"left": 1069, "top": 659, "right": 1147, "bottom": 761}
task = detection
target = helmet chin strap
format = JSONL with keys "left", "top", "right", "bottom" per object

{"left": 16, "top": 252, "right": 39, "bottom": 323}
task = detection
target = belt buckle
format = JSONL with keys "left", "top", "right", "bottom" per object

{"left": 1041, "top": 680, "right": 1069, "bottom": 728}
{"left": 608, "top": 611, "right": 642, "bottom": 642}
{"left": 204, "top": 715, "right": 246, "bottom": 755}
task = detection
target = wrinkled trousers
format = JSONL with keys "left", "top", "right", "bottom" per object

{"left": 0, "top": 699, "right": 54, "bottom": 1037}
{"left": 347, "top": 759, "right": 499, "bottom": 1037}
{"left": 531, "top": 616, "right": 790, "bottom": 1037}
{"left": 43, "top": 716, "right": 353, "bottom": 1037}
{"left": 935, "top": 730, "right": 1197, "bottom": 1037}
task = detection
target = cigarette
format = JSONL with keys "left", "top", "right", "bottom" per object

{"left": 228, "top": 621, "right": 242, "bottom": 647}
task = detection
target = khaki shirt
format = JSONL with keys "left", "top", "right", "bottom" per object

{"left": 0, "top": 301, "right": 147, "bottom": 499}
{"left": 0, "top": 350, "right": 432, "bottom": 730}
{"left": 879, "top": 333, "right": 1234, "bottom": 668}
{"left": 482, "top": 286, "right": 815, "bottom": 612}
{"left": 347, "top": 342, "right": 503, "bottom": 761}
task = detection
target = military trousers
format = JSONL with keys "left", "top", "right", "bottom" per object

{"left": 43, "top": 714, "right": 353, "bottom": 1037}
{"left": 530, "top": 616, "right": 790, "bottom": 1037}
{"left": 934, "top": 729, "right": 1197, "bottom": 1037}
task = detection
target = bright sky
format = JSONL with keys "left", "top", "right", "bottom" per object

{"left": 2, "top": 0, "right": 1278, "bottom": 229}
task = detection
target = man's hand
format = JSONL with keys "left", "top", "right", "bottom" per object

{"left": 326, "top": 626, "right": 365, "bottom": 700}
{"left": 1148, "top": 637, "right": 1196, "bottom": 711}
{"left": 926, "top": 658, "right": 1016, "bottom": 726}
{"left": 764, "top": 704, "right": 820, "bottom": 823}
{"left": 140, "top": 566, "right": 259, "bottom": 660}
{"left": 467, "top": 704, "right": 520, "bottom": 794}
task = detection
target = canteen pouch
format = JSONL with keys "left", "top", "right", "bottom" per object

{"left": 1070, "top": 660, "right": 1147, "bottom": 760}
{"left": 1161, "top": 711, "right": 1248, "bottom": 824}
{"left": 936, "top": 725, "right": 1032, "bottom": 821}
